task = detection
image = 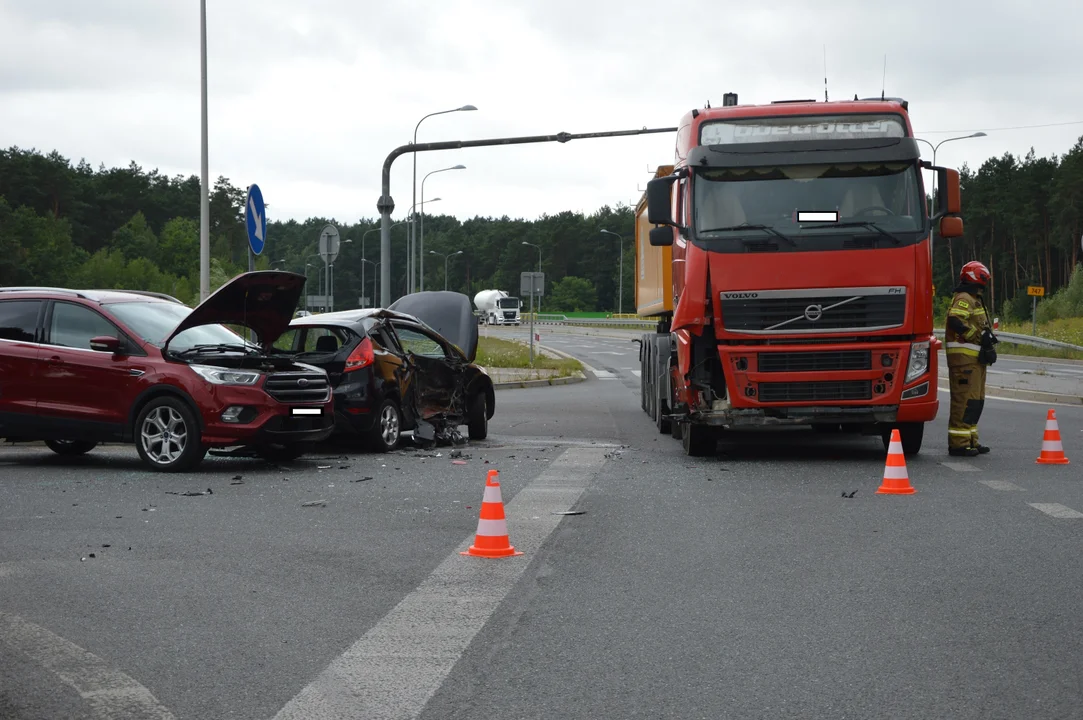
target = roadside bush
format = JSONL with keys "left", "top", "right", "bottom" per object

{"left": 1036, "top": 264, "right": 1083, "bottom": 323}
{"left": 1003, "top": 294, "right": 1034, "bottom": 323}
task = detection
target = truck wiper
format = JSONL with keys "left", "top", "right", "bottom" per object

{"left": 804, "top": 221, "right": 901, "bottom": 245}
{"left": 698, "top": 223, "right": 797, "bottom": 247}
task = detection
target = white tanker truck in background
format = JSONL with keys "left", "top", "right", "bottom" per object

{"left": 474, "top": 289, "right": 522, "bottom": 325}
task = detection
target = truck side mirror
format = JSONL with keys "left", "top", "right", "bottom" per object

{"left": 939, "top": 216, "right": 964, "bottom": 238}
{"left": 936, "top": 167, "right": 961, "bottom": 216}
{"left": 646, "top": 176, "right": 678, "bottom": 226}
{"left": 649, "top": 227, "right": 673, "bottom": 247}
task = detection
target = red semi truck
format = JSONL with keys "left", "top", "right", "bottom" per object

{"left": 636, "top": 93, "right": 964, "bottom": 456}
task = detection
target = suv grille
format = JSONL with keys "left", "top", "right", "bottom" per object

{"left": 721, "top": 288, "right": 906, "bottom": 333}
{"left": 758, "top": 351, "right": 872, "bottom": 373}
{"left": 264, "top": 371, "right": 329, "bottom": 403}
{"left": 759, "top": 381, "right": 872, "bottom": 403}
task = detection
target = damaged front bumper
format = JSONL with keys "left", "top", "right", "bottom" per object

{"left": 668, "top": 402, "right": 900, "bottom": 428}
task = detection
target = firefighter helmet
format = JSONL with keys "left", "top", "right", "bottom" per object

{"left": 960, "top": 261, "right": 990, "bottom": 287}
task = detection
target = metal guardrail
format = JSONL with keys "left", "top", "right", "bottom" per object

{"left": 529, "top": 316, "right": 1083, "bottom": 350}
{"left": 933, "top": 328, "right": 1083, "bottom": 353}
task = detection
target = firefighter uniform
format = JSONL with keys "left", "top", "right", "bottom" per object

{"left": 944, "top": 287, "right": 990, "bottom": 451}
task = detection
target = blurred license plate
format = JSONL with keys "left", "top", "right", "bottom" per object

{"left": 291, "top": 408, "right": 322, "bottom": 416}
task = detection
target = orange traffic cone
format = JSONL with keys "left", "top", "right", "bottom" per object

{"left": 1037, "top": 409, "right": 1071, "bottom": 465}
{"left": 877, "top": 429, "right": 916, "bottom": 495}
{"left": 461, "top": 470, "right": 524, "bottom": 558}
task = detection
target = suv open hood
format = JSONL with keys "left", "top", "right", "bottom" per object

{"left": 164, "top": 271, "right": 306, "bottom": 351}
{"left": 389, "top": 291, "right": 479, "bottom": 362}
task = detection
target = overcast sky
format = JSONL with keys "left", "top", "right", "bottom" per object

{"left": 2, "top": 0, "right": 1081, "bottom": 229}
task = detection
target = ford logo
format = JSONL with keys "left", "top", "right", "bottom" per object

{"left": 297, "top": 378, "right": 310, "bottom": 387}
{"left": 804, "top": 304, "right": 823, "bottom": 322}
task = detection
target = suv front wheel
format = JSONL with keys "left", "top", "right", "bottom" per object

{"left": 135, "top": 397, "right": 207, "bottom": 472}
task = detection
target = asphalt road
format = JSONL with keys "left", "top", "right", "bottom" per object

{"left": 3, "top": 325, "right": 1083, "bottom": 719}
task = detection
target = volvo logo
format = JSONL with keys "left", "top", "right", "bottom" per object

{"left": 297, "top": 378, "right": 310, "bottom": 387}
{"left": 722, "top": 292, "right": 759, "bottom": 300}
{"left": 804, "top": 304, "right": 824, "bottom": 322}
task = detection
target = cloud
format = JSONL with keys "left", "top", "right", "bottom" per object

{"left": 1, "top": 0, "right": 1080, "bottom": 226}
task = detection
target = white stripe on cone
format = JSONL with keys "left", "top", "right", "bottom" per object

{"left": 888, "top": 440, "right": 903, "bottom": 455}
{"left": 1042, "top": 440, "right": 1064, "bottom": 452}
{"left": 483, "top": 486, "right": 503, "bottom": 504}
{"left": 883, "top": 465, "right": 909, "bottom": 480}
{"left": 1046, "top": 421, "right": 1059, "bottom": 431}
{"left": 474, "top": 518, "right": 510, "bottom": 537}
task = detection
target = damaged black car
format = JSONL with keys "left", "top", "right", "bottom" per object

{"left": 274, "top": 291, "right": 496, "bottom": 451}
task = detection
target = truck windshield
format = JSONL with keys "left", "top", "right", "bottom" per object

{"left": 693, "top": 162, "right": 925, "bottom": 252}
{"left": 498, "top": 298, "right": 519, "bottom": 308}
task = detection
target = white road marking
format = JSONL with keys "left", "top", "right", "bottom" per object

{"left": 593, "top": 351, "right": 628, "bottom": 356}
{"left": 631, "top": 370, "right": 642, "bottom": 377}
{"left": 1029, "top": 503, "right": 1083, "bottom": 519}
{"left": 942, "top": 462, "right": 980, "bottom": 472}
{"left": 273, "top": 447, "right": 609, "bottom": 720}
{"left": 591, "top": 370, "right": 618, "bottom": 379}
{"left": 936, "top": 387, "right": 1078, "bottom": 407}
{"left": 979, "top": 480, "right": 1025, "bottom": 491}
{"left": 0, "top": 611, "right": 176, "bottom": 719}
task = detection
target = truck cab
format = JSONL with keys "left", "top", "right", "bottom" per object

{"left": 638, "top": 95, "right": 964, "bottom": 456}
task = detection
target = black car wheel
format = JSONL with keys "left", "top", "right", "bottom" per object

{"left": 366, "top": 398, "right": 402, "bottom": 452}
{"left": 135, "top": 397, "right": 207, "bottom": 472}
{"left": 467, "top": 392, "right": 488, "bottom": 440}
{"left": 45, "top": 439, "right": 98, "bottom": 457}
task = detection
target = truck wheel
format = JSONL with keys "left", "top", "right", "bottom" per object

{"left": 467, "top": 392, "right": 488, "bottom": 440}
{"left": 45, "top": 439, "right": 98, "bottom": 456}
{"left": 880, "top": 422, "right": 924, "bottom": 456}
{"left": 135, "top": 397, "right": 207, "bottom": 472}
{"left": 655, "top": 378, "right": 671, "bottom": 435}
{"left": 682, "top": 423, "right": 715, "bottom": 457}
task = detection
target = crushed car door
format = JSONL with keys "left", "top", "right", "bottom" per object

{"left": 388, "top": 323, "right": 462, "bottom": 421}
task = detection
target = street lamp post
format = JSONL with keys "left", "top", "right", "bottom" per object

{"left": 600, "top": 229, "right": 626, "bottom": 315}
{"left": 420, "top": 165, "right": 466, "bottom": 291}
{"left": 521, "top": 241, "right": 542, "bottom": 364}
{"left": 411, "top": 105, "right": 477, "bottom": 294}
{"left": 429, "top": 250, "right": 463, "bottom": 291}
{"left": 377, "top": 124, "right": 679, "bottom": 308}
{"left": 199, "top": 0, "right": 210, "bottom": 301}
{"left": 363, "top": 222, "right": 405, "bottom": 307}
{"left": 915, "top": 131, "right": 987, "bottom": 281}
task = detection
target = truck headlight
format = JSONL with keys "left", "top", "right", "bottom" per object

{"left": 905, "top": 341, "right": 930, "bottom": 383}
{"left": 191, "top": 364, "right": 262, "bottom": 386}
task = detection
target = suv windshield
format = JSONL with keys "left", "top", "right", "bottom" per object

{"left": 104, "top": 301, "right": 251, "bottom": 352}
{"left": 693, "top": 162, "right": 925, "bottom": 252}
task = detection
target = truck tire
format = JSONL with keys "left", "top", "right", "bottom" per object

{"left": 682, "top": 422, "right": 715, "bottom": 457}
{"left": 880, "top": 422, "right": 924, "bottom": 456}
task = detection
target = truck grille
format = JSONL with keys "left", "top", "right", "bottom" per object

{"left": 503, "top": 311, "right": 516, "bottom": 320}
{"left": 264, "top": 371, "right": 330, "bottom": 404}
{"left": 720, "top": 287, "right": 906, "bottom": 334}
{"left": 759, "top": 381, "right": 872, "bottom": 403}
{"left": 758, "top": 351, "right": 871, "bottom": 373}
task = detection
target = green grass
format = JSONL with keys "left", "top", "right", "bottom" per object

{"left": 476, "top": 336, "right": 583, "bottom": 374}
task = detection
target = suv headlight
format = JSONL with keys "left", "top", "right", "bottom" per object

{"left": 905, "top": 341, "right": 930, "bottom": 383}
{"left": 191, "top": 364, "right": 262, "bottom": 386}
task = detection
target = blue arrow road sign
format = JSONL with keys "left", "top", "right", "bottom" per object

{"left": 245, "top": 184, "right": 266, "bottom": 256}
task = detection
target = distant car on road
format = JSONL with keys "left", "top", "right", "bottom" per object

{"left": 276, "top": 291, "right": 495, "bottom": 451}
{"left": 0, "top": 272, "right": 334, "bottom": 471}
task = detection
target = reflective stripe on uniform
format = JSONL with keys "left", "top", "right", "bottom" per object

{"left": 948, "top": 429, "right": 972, "bottom": 436}
{"left": 948, "top": 308, "right": 971, "bottom": 319}
{"left": 946, "top": 341, "right": 981, "bottom": 356}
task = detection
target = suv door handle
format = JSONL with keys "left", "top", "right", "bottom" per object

{"left": 46, "top": 356, "right": 63, "bottom": 365}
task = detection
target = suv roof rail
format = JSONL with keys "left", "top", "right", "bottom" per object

{"left": 0, "top": 286, "right": 88, "bottom": 299}
{"left": 88, "top": 289, "right": 186, "bottom": 304}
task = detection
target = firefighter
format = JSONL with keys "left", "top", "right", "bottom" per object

{"left": 945, "top": 261, "right": 995, "bottom": 456}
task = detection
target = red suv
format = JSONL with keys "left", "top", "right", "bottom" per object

{"left": 0, "top": 271, "right": 334, "bottom": 472}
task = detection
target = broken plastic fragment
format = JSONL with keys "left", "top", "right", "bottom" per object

{"left": 301, "top": 500, "right": 327, "bottom": 507}
{"left": 552, "top": 510, "right": 586, "bottom": 516}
